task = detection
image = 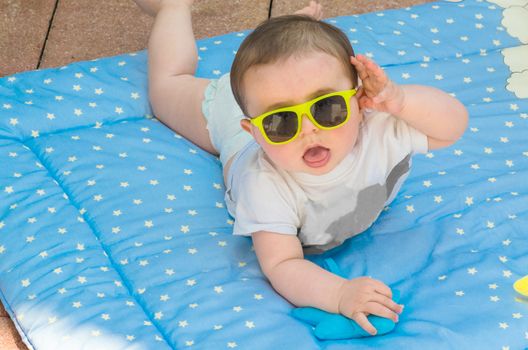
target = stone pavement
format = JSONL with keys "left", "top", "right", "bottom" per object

{"left": 1, "top": 0, "right": 433, "bottom": 77}
{"left": 0, "top": 0, "right": 432, "bottom": 348}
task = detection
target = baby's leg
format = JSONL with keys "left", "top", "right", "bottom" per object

{"left": 135, "top": 0, "right": 217, "bottom": 154}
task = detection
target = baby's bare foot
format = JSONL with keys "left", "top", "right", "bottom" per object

{"left": 294, "top": 1, "right": 323, "bottom": 20}
{"left": 133, "top": 0, "right": 161, "bottom": 16}
{"left": 133, "top": 0, "right": 193, "bottom": 17}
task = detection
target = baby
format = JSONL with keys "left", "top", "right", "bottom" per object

{"left": 134, "top": 0, "right": 468, "bottom": 335}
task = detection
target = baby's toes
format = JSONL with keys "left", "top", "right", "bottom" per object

{"left": 294, "top": 1, "right": 320, "bottom": 19}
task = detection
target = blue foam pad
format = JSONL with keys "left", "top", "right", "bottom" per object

{"left": 1, "top": 1, "right": 527, "bottom": 349}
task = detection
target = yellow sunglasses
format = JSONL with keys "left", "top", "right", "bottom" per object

{"left": 246, "top": 89, "right": 357, "bottom": 145}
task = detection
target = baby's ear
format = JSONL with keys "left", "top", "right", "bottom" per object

{"left": 240, "top": 119, "right": 253, "bottom": 134}
{"left": 356, "top": 86, "right": 365, "bottom": 99}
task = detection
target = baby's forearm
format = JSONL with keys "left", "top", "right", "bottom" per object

{"left": 253, "top": 232, "right": 347, "bottom": 312}
{"left": 396, "top": 85, "right": 468, "bottom": 145}
{"left": 265, "top": 257, "right": 347, "bottom": 313}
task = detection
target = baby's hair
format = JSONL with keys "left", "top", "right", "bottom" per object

{"left": 230, "top": 14, "right": 358, "bottom": 116}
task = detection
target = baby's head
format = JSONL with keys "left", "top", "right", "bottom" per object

{"left": 231, "top": 15, "right": 358, "bottom": 115}
{"left": 231, "top": 15, "right": 363, "bottom": 175}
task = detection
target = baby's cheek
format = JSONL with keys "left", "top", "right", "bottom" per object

{"left": 337, "top": 123, "right": 361, "bottom": 152}
{"left": 349, "top": 98, "right": 362, "bottom": 118}
{"left": 265, "top": 146, "right": 301, "bottom": 171}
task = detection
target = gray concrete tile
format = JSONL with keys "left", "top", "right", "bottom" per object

{"left": 0, "top": 316, "right": 27, "bottom": 350}
{"left": 39, "top": 0, "right": 153, "bottom": 69}
{"left": 39, "top": 0, "right": 270, "bottom": 70}
{"left": 0, "top": 0, "right": 56, "bottom": 76}
{"left": 191, "top": 0, "right": 269, "bottom": 39}
{"left": 271, "top": 0, "right": 435, "bottom": 18}
{"left": 0, "top": 302, "right": 7, "bottom": 317}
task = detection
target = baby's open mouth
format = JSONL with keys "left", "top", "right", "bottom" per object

{"left": 303, "top": 146, "right": 330, "bottom": 168}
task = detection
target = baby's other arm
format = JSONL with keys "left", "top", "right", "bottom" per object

{"left": 351, "top": 54, "right": 468, "bottom": 150}
{"left": 252, "top": 231, "right": 403, "bottom": 335}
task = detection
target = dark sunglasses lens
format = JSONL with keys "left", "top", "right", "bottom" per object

{"left": 311, "top": 95, "right": 348, "bottom": 127}
{"left": 262, "top": 112, "right": 298, "bottom": 143}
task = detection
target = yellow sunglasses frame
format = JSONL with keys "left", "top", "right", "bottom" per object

{"left": 247, "top": 89, "right": 357, "bottom": 145}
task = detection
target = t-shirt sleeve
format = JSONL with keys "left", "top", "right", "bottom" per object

{"left": 231, "top": 170, "right": 300, "bottom": 237}
{"left": 368, "top": 111, "right": 428, "bottom": 155}
{"left": 398, "top": 119, "right": 429, "bottom": 154}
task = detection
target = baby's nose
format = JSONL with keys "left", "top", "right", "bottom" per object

{"left": 300, "top": 114, "right": 318, "bottom": 135}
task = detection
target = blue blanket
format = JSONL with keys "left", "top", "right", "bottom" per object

{"left": 1, "top": 1, "right": 527, "bottom": 349}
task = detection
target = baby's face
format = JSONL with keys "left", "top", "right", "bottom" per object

{"left": 240, "top": 51, "right": 362, "bottom": 175}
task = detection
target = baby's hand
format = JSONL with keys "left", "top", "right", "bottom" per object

{"left": 337, "top": 276, "right": 403, "bottom": 335}
{"left": 350, "top": 54, "right": 405, "bottom": 115}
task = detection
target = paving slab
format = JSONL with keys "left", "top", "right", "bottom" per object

{"left": 1, "top": 302, "right": 27, "bottom": 350}
{"left": 0, "top": 302, "right": 7, "bottom": 317}
{"left": 0, "top": 0, "right": 56, "bottom": 77}
{"left": 271, "top": 0, "right": 435, "bottom": 18}
{"left": 39, "top": 0, "right": 153, "bottom": 69}
{"left": 0, "top": 315, "right": 27, "bottom": 350}
{"left": 192, "top": 0, "right": 270, "bottom": 39}
{"left": 39, "top": 0, "right": 270, "bottom": 70}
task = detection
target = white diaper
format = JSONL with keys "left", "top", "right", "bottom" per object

{"left": 201, "top": 73, "right": 253, "bottom": 167}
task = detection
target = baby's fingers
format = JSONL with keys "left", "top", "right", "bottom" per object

{"left": 365, "top": 301, "right": 400, "bottom": 323}
{"left": 371, "top": 291, "right": 403, "bottom": 313}
{"left": 351, "top": 312, "right": 377, "bottom": 336}
{"left": 367, "top": 279, "right": 404, "bottom": 314}
{"left": 350, "top": 55, "right": 387, "bottom": 95}
{"left": 350, "top": 55, "right": 368, "bottom": 81}
{"left": 351, "top": 55, "right": 378, "bottom": 73}
{"left": 358, "top": 55, "right": 385, "bottom": 77}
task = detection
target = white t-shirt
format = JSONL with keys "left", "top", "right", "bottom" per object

{"left": 225, "top": 111, "right": 428, "bottom": 254}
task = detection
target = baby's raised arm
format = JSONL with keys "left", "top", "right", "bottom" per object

{"left": 351, "top": 54, "right": 468, "bottom": 150}
{"left": 252, "top": 231, "right": 403, "bottom": 335}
